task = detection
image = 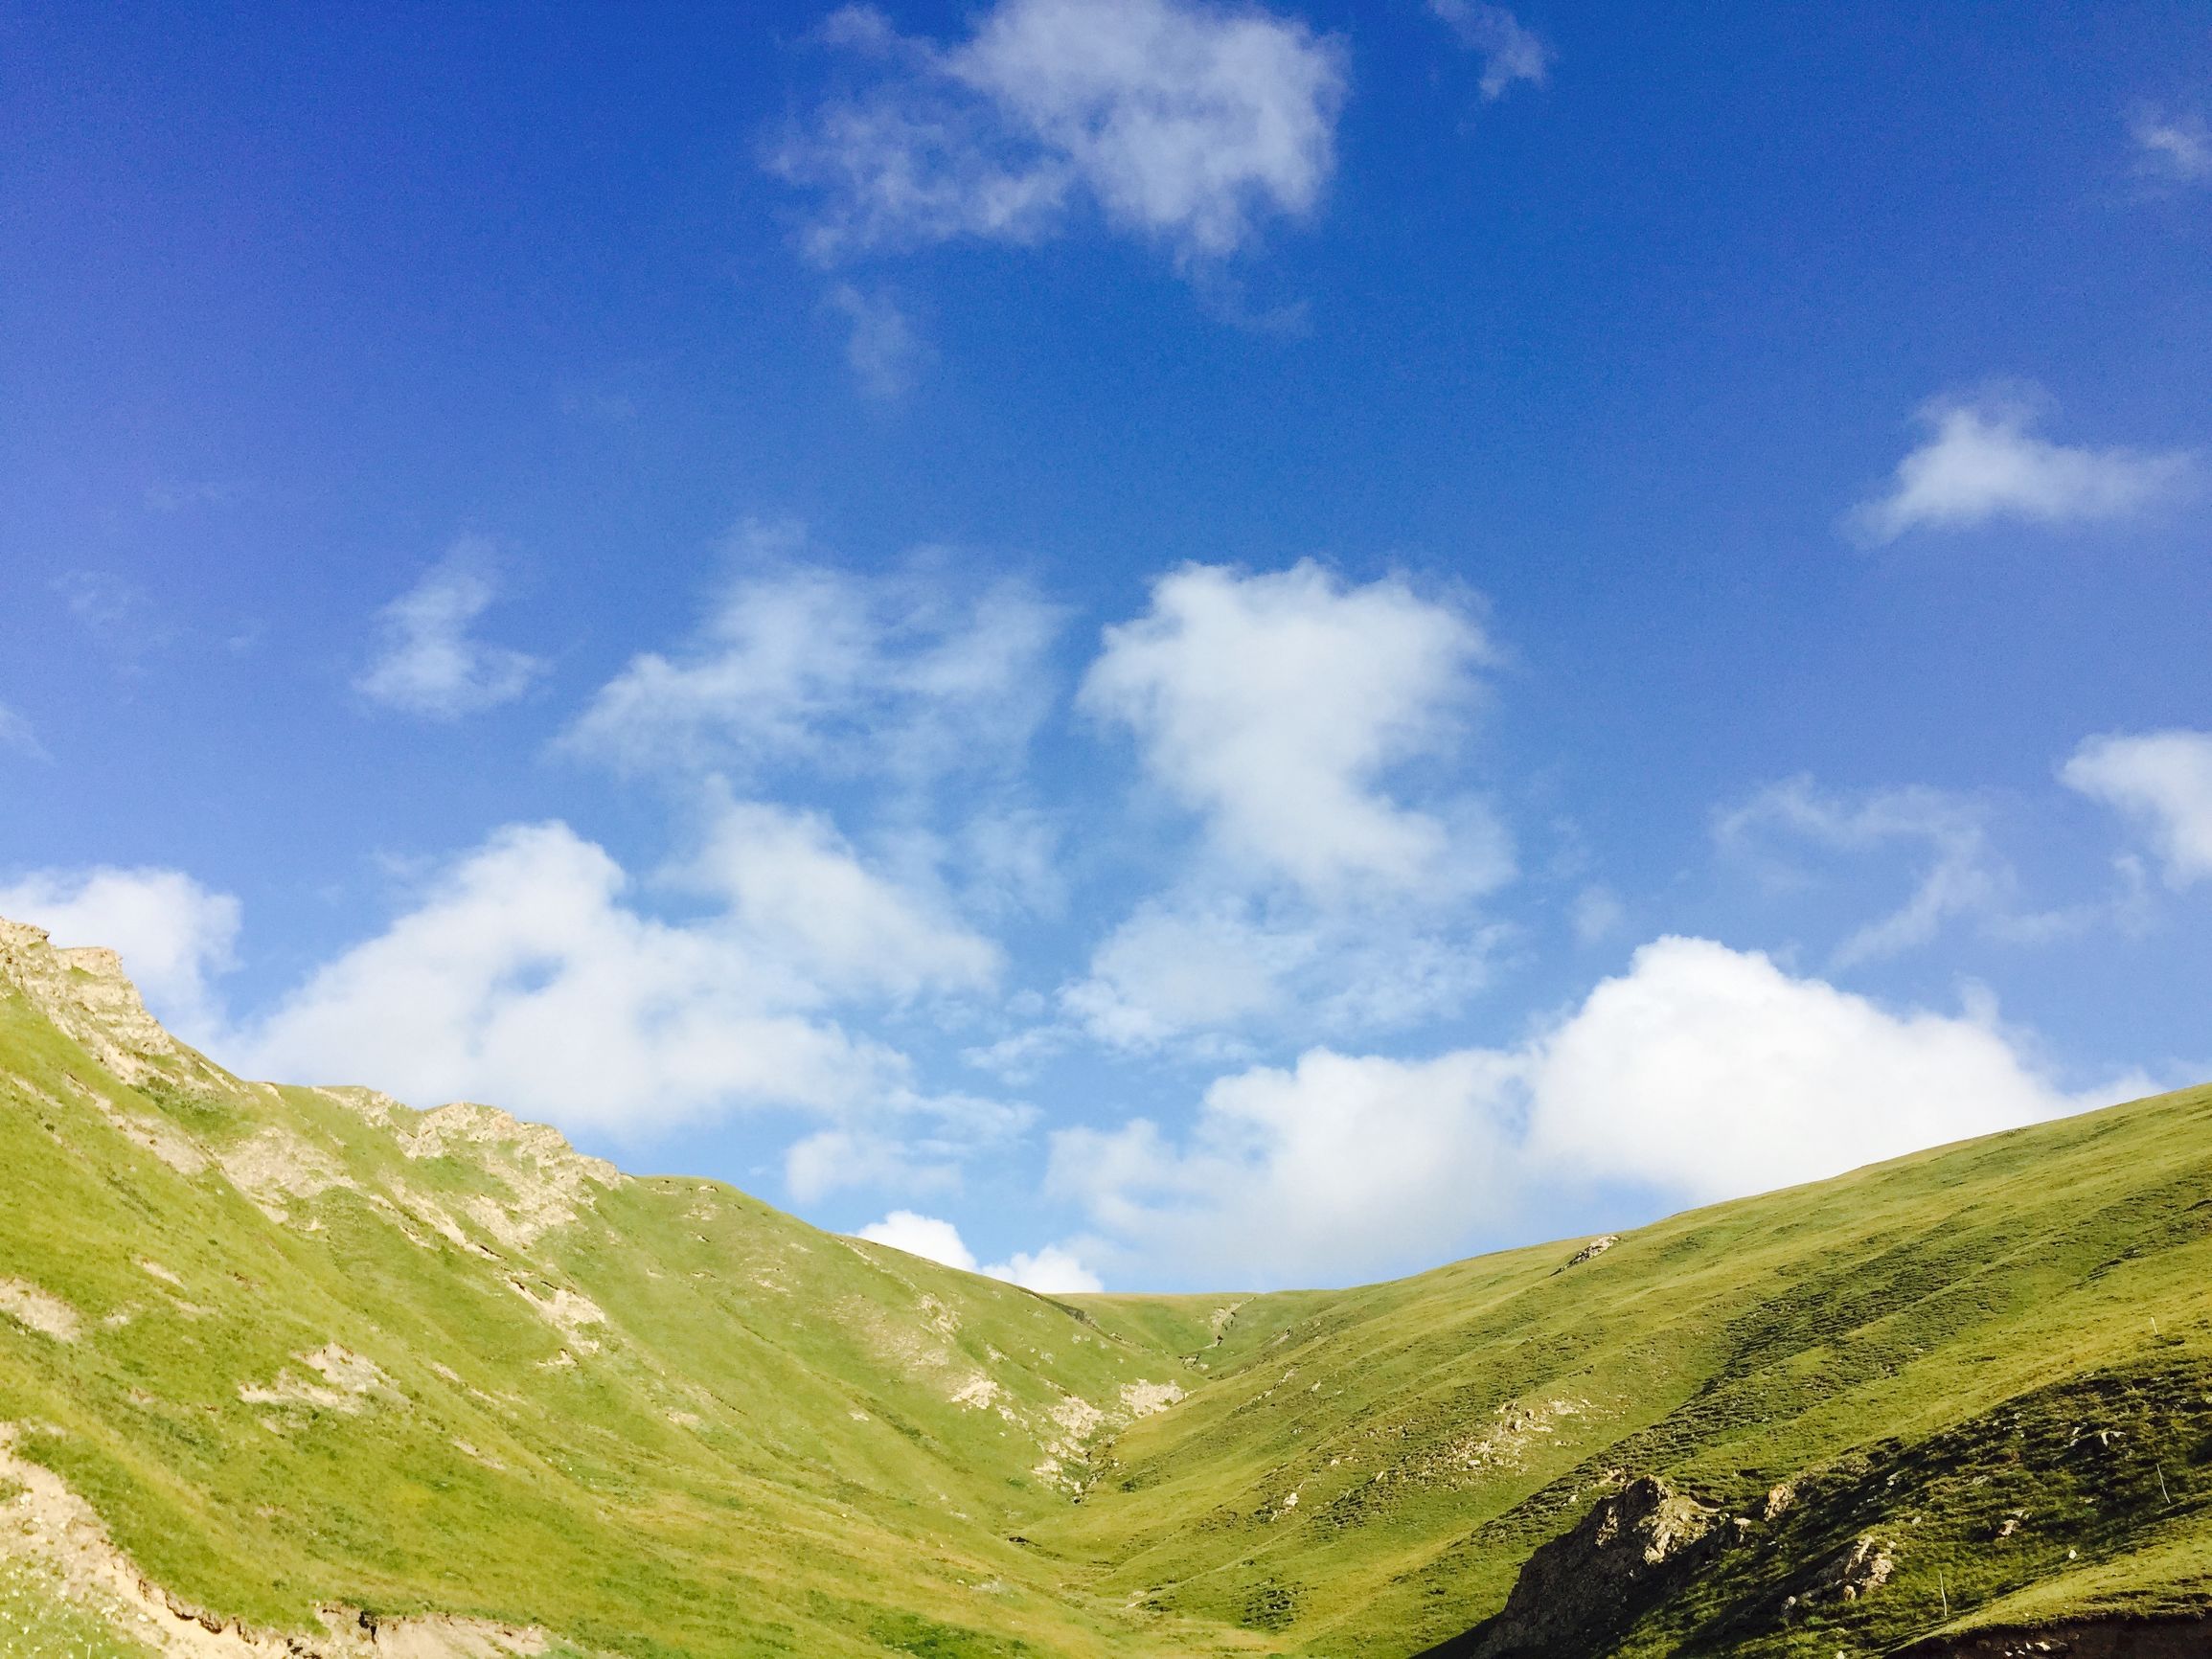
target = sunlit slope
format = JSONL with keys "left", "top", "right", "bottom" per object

{"left": 1043, "top": 1083, "right": 2212, "bottom": 1655}
{"left": 4, "top": 908, "right": 2210, "bottom": 1659}
{"left": 0, "top": 920, "right": 1229, "bottom": 1658}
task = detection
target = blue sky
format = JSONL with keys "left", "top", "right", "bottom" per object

{"left": 3, "top": 0, "right": 2209, "bottom": 1291}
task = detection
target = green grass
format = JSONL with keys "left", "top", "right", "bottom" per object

{"left": 3, "top": 931, "right": 2210, "bottom": 1655}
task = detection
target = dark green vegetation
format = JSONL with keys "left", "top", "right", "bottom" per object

{"left": 1, "top": 916, "right": 2208, "bottom": 1656}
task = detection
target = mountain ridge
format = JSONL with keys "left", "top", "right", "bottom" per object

{"left": 2, "top": 914, "right": 2209, "bottom": 1656}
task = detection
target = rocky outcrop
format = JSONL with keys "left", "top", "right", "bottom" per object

{"left": 1422, "top": 1476, "right": 1721, "bottom": 1657}
{"left": 1561, "top": 1235, "right": 1619, "bottom": 1269}
{"left": 0, "top": 919, "right": 191, "bottom": 1085}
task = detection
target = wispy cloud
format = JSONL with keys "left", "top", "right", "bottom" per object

{"left": 2064, "top": 730, "right": 2212, "bottom": 890}
{"left": 826, "top": 281, "right": 932, "bottom": 398}
{"left": 561, "top": 523, "right": 1062, "bottom": 784}
{"left": 51, "top": 570, "right": 172, "bottom": 670}
{"left": 0, "top": 704, "right": 49, "bottom": 762}
{"left": 1719, "top": 777, "right": 2012, "bottom": 965}
{"left": 1848, "top": 389, "right": 2196, "bottom": 544}
{"left": 1717, "top": 775, "right": 2125, "bottom": 963}
{"left": 771, "top": 0, "right": 1348, "bottom": 271}
{"left": 2132, "top": 105, "right": 2212, "bottom": 184}
{"left": 1426, "top": 0, "right": 1551, "bottom": 101}
{"left": 356, "top": 540, "right": 545, "bottom": 720}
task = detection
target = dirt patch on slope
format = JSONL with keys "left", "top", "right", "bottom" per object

{"left": 398, "top": 1103, "right": 621, "bottom": 1252}
{"left": 238, "top": 1346, "right": 401, "bottom": 1416}
{"left": 216, "top": 1127, "right": 356, "bottom": 1221}
{"left": 0, "top": 1423, "right": 550, "bottom": 1656}
{"left": 0, "top": 1278, "right": 81, "bottom": 1343}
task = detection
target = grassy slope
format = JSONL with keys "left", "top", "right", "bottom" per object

{"left": 1045, "top": 1087, "right": 2212, "bottom": 1655}
{"left": 0, "top": 955, "right": 1243, "bottom": 1658}
{"left": 2, "top": 923, "right": 2209, "bottom": 1656}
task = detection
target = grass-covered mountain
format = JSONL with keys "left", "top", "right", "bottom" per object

{"left": 1, "top": 913, "right": 2207, "bottom": 1658}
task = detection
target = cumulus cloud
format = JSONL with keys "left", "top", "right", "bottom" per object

{"left": 357, "top": 542, "right": 545, "bottom": 718}
{"left": 2064, "top": 730, "right": 2212, "bottom": 889}
{"left": 1427, "top": 1, "right": 1551, "bottom": 100}
{"left": 1519, "top": 937, "right": 2093, "bottom": 1198}
{"left": 0, "top": 704, "right": 48, "bottom": 761}
{"left": 563, "top": 529, "right": 1061, "bottom": 784}
{"left": 0, "top": 866, "right": 240, "bottom": 1041}
{"left": 235, "top": 813, "right": 1010, "bottom": 1145}
{"left": 858, "top": 1209, "right": 981, "bottom": 1269}
{"left": 826, "top": 281, "right": 932, "bottom": 398}
{"left": 2132, "top": 106, "right": 2212, "bottom": 184}
{"left": 772, "top": 0, "right": 1348, "bottom": 269}
{"left": 1849, "top": 391, "right": 2195, "bottom": 544}
{"left": 1053, "top": 937, "right": 2120, "bottom": 1285}
{"left": 1051, "top": 1045, "right": 1516, "bottom": 1284}
{"left": 1061, "top": 562, "right": 1510, "bottom": 1051}
{"left": 985, "top": 1244, "right": 1104, "bottom": 1295}
{"left": 857, "top": 1209, "right": 1104, "bottom": 1292}
{"left": 1082, "top": 561, "right": 1503, "bottom": 896}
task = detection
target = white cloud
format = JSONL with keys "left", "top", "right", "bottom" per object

{"left": 1427, "top": 1, "right": 1551, "bottom": 100}
{"left": 0, "top": 866, "right": 240, "bottom": 1041}
{"left": 357, "top": 542, "right": 544, "bottom": 718}
{"left": 985, "top": 1244, "right": 1104, "bottom": 1294}
{"left": 1062, "top": 562, "right": 1509, "bottom": 1053}
{"left": 1054, "top": 936, "right": 2120, "bottom": 1285}
{"left": 856, "top": 1210, "right": 1103, "bottom": 1292}
{"left": 1051, "top": 1045, "right": 1516, "bottom": 1284}
{"left": 859, "top": 1209, "right": 980, "bottom": 1269}
{"left": 238, "top": 821, "right": 924, "bottom": 1137}
{"left": 773, "top": 0, "right": 1348, "bottom": 268}
{"left": 1518, "top": 937, "right": 2093, "bottom": 1199}
{"left": 1849, "top": 391, "right": 2196, "bottom": 544}
{"left": 826, "top": 281, "right": 932, "bottom": 398}
{"left": 2064, "top": 730, "right": 2212, "bottom": 889}
{"left": 0, "top": 705, "right": 48, "bottom": 761}
{"left": 1081, "top": 561, "right": 1505, "bottom": 897}
{"left": 683, "top": 791, "right": 1001, "bottom": 1001}
{"left": 2132, "top": 107, "right": 2212, "bottom": 183}
{"left": 563, "top": 531, "right": 1061, "bottom": 784}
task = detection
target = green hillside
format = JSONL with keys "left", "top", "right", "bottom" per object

{"left": 1, "top": 914, "right": 2207, "bottom": 1657}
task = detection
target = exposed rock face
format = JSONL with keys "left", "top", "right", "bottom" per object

{"left": 0, "top": 920, "right": 190, "bottom": 1084}
{"left": 1425, "top": 1476, "right": 1719, "bottom": 1658}
{"left": 1562, "top": 1235, "right": 1619, "bottom": 1269}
